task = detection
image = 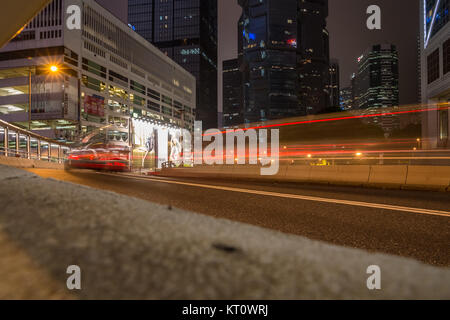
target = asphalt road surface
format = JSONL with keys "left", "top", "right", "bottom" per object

{"left": 28, "top": 168, "right": 450, "bottom": 267}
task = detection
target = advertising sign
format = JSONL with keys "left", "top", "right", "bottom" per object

{"left": 132, "top": 119, "right": 191, "bottom": 169}
{"left": 84, "top": 95, "right": 105, "bottom": 117}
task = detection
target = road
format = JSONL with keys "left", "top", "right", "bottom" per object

{"left": 28, "top": 168, "right": 450, "bottom": 267}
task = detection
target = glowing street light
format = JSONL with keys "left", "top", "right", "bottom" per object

{"left": 355, "top": 152, "right": 363, "bottom": 157}
{"left": 50, "top": 65, "right": 59, "bottom": 73}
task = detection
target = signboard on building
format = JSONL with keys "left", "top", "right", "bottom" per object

{"left": 84, "top": 94, "right": 105, "bottom": 117}
{"left": 132, "top": 119, "right": 190, "bottom": 169}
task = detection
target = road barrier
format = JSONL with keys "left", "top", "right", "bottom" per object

{"left": 368, "top": 165, "right": 408, "bottom": 187}
{"left": 405, "top": 166, "right": 450, "bottom": 190}
{"left": 161, "top": 164, "right": 450, "bottom": 191}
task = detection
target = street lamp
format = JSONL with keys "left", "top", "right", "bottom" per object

{"left": 50, "top": 65, "right": 59, "bottom": 73}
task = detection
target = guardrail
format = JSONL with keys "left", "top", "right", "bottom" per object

{"left": 0, "top": 119, "right": 70, "bottom": 163}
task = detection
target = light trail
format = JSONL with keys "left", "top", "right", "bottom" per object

{"left": 204, "top": 105, "right": 450, "bottom": 136}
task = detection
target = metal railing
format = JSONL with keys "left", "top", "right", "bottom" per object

{"left": 0, "top": 119, "right": 70, "bottom": 163}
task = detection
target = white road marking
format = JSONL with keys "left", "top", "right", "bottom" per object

{"left": 100, "top": 173, "right": 450, "bottom": 218}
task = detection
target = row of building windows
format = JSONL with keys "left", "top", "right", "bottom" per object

{"left": 24, "top": 0, "right": 63, "bottom": 30}
{"left": 83, "top": 41, "right": 106, "bottom": 58}
{"left": 40, "top": 29, "right": 62, "bottom": 40}
{"left": 81, "top": 57, "right": 193, "bottom": 114}
{"left": 84, "top": 3, "right": 195, "bottom": 100}
{"left": 11, "top": 31, "right": 36, "bottom": 42}
{"left": 81, "top": 72, "right": 192, "bottom": 120}
{"left": 11, "top": 29, "right": 62, "bottom": 42}
{"left": 427, "top": 38, "right": 450, "bottom": 84}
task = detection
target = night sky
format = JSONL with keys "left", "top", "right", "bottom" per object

{"left": 98, "top": 0, "right": 421, "bottom": 112}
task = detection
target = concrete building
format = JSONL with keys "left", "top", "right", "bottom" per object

{"left": 128, "top": 0, "right": 218, "bottom": 129}
{"left": 0, "top": 0, "right": 196, "bottom": 144}
{"left": 420, "top": 0, "right": 450, "bottom": 149}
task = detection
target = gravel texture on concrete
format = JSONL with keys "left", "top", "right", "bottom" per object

{"left": 0, "top": 164, "right": 449, "bottom": 299}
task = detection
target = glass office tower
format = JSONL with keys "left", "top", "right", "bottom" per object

{"left": 222, "top": 59, "right": 243, "bottom": 128}
{"left": 357, "top": 45, "right": 399, "bottom": 111}
{"left": 129, "top": 0, "right": 218, "bottom": 129}
{"left": 356, "top": 44, "right": 400, "bottom": 133}
{"left": 420, "top": 0, "right": 450, "bottom": 149}
{"left": 238, "top": 0, "right": 330, "bottom": 124}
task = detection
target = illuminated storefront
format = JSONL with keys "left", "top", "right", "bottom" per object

{"left": 132, "top": 118, "right": 192, "bottom": 170}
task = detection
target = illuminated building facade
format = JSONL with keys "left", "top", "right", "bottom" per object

{"left": 238, "top": 0, "right": 330, "bottom": 124}
{"left": 356, "top": 45, "right": 399, "bottom": 110}
{"left": 297, "top": 0, "right": 330, "bottom": 115}
{"left": 328, "top": 59, "right": 340, "bottom": 109}
{"left": 420, "top": 0, "right": 450, "bottom": 149}
{"left": 356, "top": 44, "right": 399, "bottom": 133}
{"left": 222, "top": 59, "right": 243, "bottom": 128}
{"left": 128, "top": 0, "right": 218, "bottom": 129}
{"left": 340, "top": 86, "right": 353, "bottom": 111}
{"left": 0, "top": 0, "right": 196, "bottom": 144}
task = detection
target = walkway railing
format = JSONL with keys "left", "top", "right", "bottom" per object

{"left": 0, "top": 119, "right": 70, "bottom": 163}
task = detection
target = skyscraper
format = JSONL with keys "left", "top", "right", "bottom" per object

{"left": 356, "top": 44, "right": 400, "bottom": 133}
{"left": 356, "top": 44, "right": 399, "bottom": 111}
{"left": 420, "top": 0, "right": 450, "bottom": 149}
{"left": 297, "top": 0, "right": 330, "bottom": 115}
{"left": 328, "top": 59, "right": 340, "bottom": 110}
{"left": 128, "top": 0, "right": 218, "bottom": 129}
{"left": 237, "top": 0, "right": 330, "bottom": 124}
{"left": 222, "top": 59, "right": 243, "bottom": 128}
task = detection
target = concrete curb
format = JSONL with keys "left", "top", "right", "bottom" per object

{"left": 0, "top": 164, "right": 449, "bottom": 299}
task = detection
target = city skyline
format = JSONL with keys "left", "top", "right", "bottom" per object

{"left": 218, "top": 0, "right": 421, "bottom": 113}
{"left": 236, "top": 0, "right": 331, "bottom": 125}
{"left": 93, "top": 0, "right": 421, "bottom": 116}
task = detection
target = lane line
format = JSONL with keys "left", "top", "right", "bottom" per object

{"left": 99, "top": 173, "right": 450, "bottom": 218}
